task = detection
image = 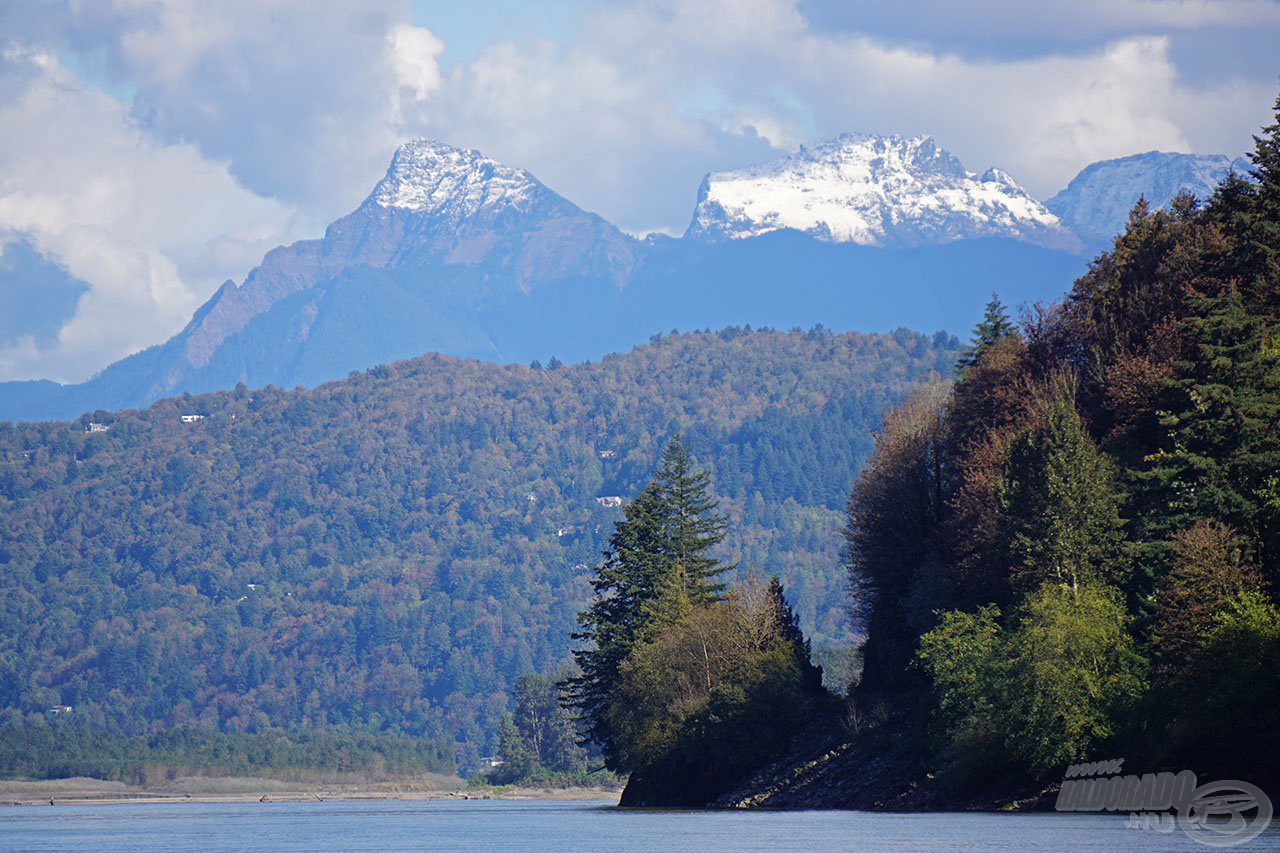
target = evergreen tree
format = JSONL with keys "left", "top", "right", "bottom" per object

{"left": 766, "top": 576, "right": 824, "bottom": 693}
{"left": 655, "top": 434, "right": 732, "bottom": 602}
{"left": 563, "top": 435, "right": 730, "bottom": 767}
{"left": 495, "top": 715, "right": 536, "bottom": 779}
{"left": 1133, "top": 287, "right": 1280, "bottom": 580}
{"left": 996, "top": 384, "right": 1127, "bottom": 596}
{"left": 957, "top": 293, "right": 1016, "bottom": 372}
{"left": 1238, "top": 90, "right": 1280, "bottom": 317}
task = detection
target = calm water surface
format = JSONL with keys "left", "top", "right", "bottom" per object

{"left": 3, "top": 798, "right": 1279, "bottom": 851}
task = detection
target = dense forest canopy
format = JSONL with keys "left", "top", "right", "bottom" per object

{"left": 848, "top": 94, "right": 1280, "bottom": 792}
{"left": 0, "top": 325, "right": 957, "bottom": 770}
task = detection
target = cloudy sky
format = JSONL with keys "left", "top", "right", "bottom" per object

{"left": 0, "top": 0, "right": 1277, "bottom": 383}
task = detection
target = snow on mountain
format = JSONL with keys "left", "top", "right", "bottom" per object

{"left": 368, "top": 139, "right": 546, "bottom": 226}
{"left": 1045, "top": 151, "right": 1253, "bottom": 243}
{"left": 687, "top": 134, "right": 1078, "bottom": 251}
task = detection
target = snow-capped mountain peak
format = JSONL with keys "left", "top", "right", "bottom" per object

{"left": 1045, "top": 151, "right": 1253, "bottom": 243}
{"left": 687, "top": 133, "right": 1077, "bottom": 250}
{"left": 367, "top": 139, "right": 545, "bottom": 225}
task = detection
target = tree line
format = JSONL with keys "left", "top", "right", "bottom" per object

{"left": 847, "top": 93, "right": 1280, "bottom": 794}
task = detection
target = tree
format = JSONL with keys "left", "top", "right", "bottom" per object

{"left": 921, "top": 584, "right": 1146, "bottom": 778}
{"left": 844, "top": 381, "right": 950, "bottom": 691}
{"left": 957, "top": 293, "right": 1016, "bottom": 372}
{"left": 494, "top": 715, "right": 536, "bottom": 781}
{"left": 1001, "top": 583, "right": 1146, "bottom": 775}
{"left": 564, "top": 435, "right": 731, "bottom": 768}
{"left": 603, "top": 584, "right": 822, "bottom": 804}
{"left": 1153, "top": 521, "right": 1265, "bottom": 686}
{"left": 996, "top": 381, "right": 1127, "bottom": 596}
{"left": 490, "top": 672, "right": 587, "bottom": 783}
{"left": 1181, "top": 592, "right": 1280, "bottom": 781}
{"left": 1133, "top": 287, "right": 1280, "bottom": 581}
{"left": 914, "top": 605, "right": 1003, "bottom": 760}
{"left": 655, "top": 434, "right": 732, "bottom": 603}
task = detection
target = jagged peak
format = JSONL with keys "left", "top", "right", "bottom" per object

{"left": 367, "top": 138, "right": 545, "bottom": 220}
{"left": 687, "top": 131, "right": 1073, "bottom": 250}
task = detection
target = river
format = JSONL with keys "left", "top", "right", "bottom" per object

{"left": 3, "top": 798, "right": 1278, "bottom": 851}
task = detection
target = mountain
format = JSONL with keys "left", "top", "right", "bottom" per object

{"left": 1, "top": 141, "right": 638, "bottom": 421}
{"left": 0, "top": 327, "right": 958, "bottom": 766}
{"left": 686, "top": 133, "right": 1079, "bottom": 251}
{"left": 0, "top": 137, "right": 1093, "bottom": 423}
{"left": 1046, "top": 151, "right": 1252, "bottom": 243}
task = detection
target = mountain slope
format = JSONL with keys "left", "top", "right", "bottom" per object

{"left": 0, "top": 136, "right": 1093, "bottom": 423}
{"left": 3, "top": 141, "right": 637, "bottom": 419}
{"left": 686, "top": 134, "right": 1078, "bottom": 251}
{"left": 0, "top": 328, "right": 959, "bottom": 765}
{"left": 1046, "top": 151, "right": 1252, "bottom": 243}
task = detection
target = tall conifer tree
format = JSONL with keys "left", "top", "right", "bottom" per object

{"left": 563, "top": 435, "right": 730, "bottom": 764}
{"left": 957, "top": 293, "right": 1016, "bottom": 372}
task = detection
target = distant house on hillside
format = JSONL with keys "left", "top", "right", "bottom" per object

{"left": 556, "top": 527, "right": 575, "bottom": 538}
{"left": 595, "top": 496, "right": 623, "bottom": 508}
{"left": 523, "top": 492, "right": 537, "bottom": 503}
{"left": 598, "top": 449, "right": 617, "bottom": 460}
{"left": 49, "top": 705, "right": 73, "bottom": 715}
{"left": 478, "top": 755, "right": 505, "bottom": 768}
{"left": 180, "top": 414, "right": 206, "bottom": 423}
{"left": 84, "top": 422, "right": 109, "bottom": 434}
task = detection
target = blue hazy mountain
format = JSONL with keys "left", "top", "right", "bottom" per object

{"left": 0, "top": 136, "right": 1239, "bottom": 422}
{"left": 1046, "top": 151, "right": 1252, "bottom": 245}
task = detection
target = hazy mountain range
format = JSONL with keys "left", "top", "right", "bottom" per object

{"left": 0, "top": 136, "right": 1250, "bottom": 422}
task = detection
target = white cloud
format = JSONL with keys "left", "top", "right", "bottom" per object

{"left": 0, "top": 48, "right": 301, "bottom": 383}
{"left": 0, "top": 0, "right": 1276, "bottom": 382}
{"left": 390, "top": 24, "right": 446, "bottom": 102}
{"left": 58, "top": 0, "right": 418, "bottom": 220}
{"left": 405, "top": 0, "right": 1271, "bottom": 212}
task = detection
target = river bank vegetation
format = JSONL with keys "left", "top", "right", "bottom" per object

{"left": 845, "top": 94, "right": 1280, "bottom": 799}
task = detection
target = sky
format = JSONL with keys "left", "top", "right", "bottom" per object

{"left": 0, "top": 0, "right": 1277, "bottom": 383}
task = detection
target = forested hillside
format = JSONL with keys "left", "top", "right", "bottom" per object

{"left": 845, "top": 98, "right": 1280, "bottom": 797}
{"left": 0, "top": 326, "right": 956, "bottom": 770}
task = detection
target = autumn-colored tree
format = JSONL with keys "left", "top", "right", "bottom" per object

{"left": 1154, "top": 522, "right": 1264, "bottom": 679}
{"left": 844, "top": 380, "right": 950, "bottom": 690}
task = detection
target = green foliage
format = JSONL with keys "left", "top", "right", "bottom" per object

{"left": 999, "top": 584, "right": 1145, "bottom": 774}
{"left": 852, "top": 93, "right": 1280, "bottom": 787}
{"left": 957, "top": 293, "right": 1016, "bottom": 372}
{"left": 489, "top": 672, "right": 586, "bottom": 785}
{"left": 0, "top": 721, "right": 454, "bottom": 785}
{"left": 996, "top": 385, "right": 1127, "bottom": 595}
{"left": 915, "top": 605, "right": 1002, "bottom": 755}
{"left": 0, "top": 327, "right": 954, "bottom": 767}
{"left": 1174, "top": 591, "right": 1280, "bottom": 781}
{"left": 565, "top": 436, "right": 732, "bottom": 768}
{"left": 602, "top": 576, "right": 823, "bottom": 800}
{"left": 918, "top": 584, "right": 1145, "bottom": 777}
{"left": 1134, "top": 288, "right": 1280, "bottom": 571}
{"left": 569, "top": 446, "right": 823, "bottom": 802}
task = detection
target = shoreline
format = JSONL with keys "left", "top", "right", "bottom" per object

{"left": 0, "top": 778, "right": 621, "bottom": 808}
